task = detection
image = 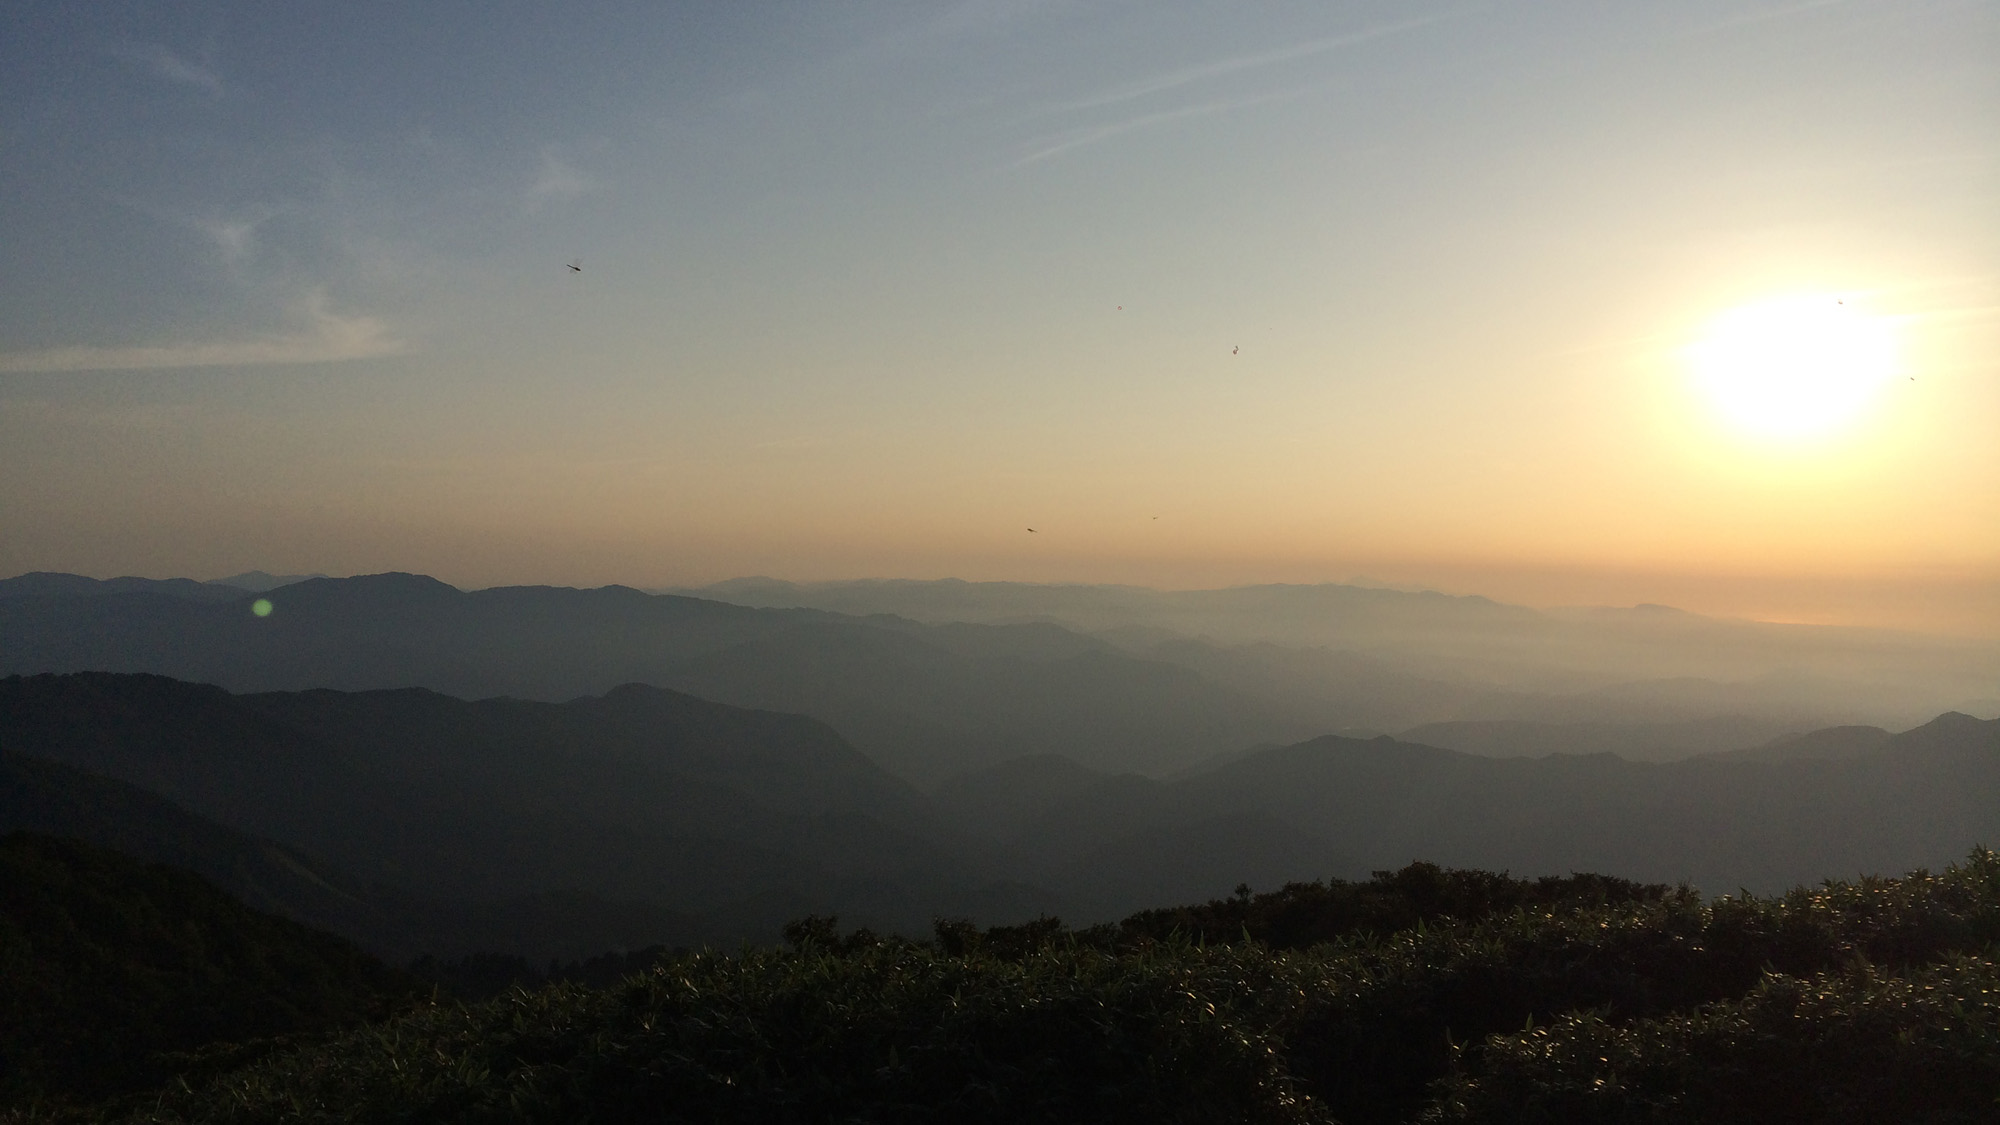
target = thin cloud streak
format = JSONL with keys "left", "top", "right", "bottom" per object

{"left": 1015, "top": 89, "right": 1305, "bottom": 166}
{"left": 0, "top": 296, "right": 403, "bottom": 373}
{"left": 112, "top": 43, "right": 224, "bottom": 95}
{"left": 1058, "top": 17, "right": 1438, "bottom": 113}
{"left": 105, "top": 195, "right": 282, "bottom": 265}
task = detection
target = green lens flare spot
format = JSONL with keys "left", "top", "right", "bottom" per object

{"left": 251, "top": 598, "right": 274, "bottom": 618}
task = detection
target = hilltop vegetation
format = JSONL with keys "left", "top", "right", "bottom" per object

{"left": 17, "top": 850, "right": 1993, "bottom": 1124}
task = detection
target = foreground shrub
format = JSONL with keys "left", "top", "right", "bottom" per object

{"left": 1425, "top": 955, "right": 2000, "bottom": 1124}
{"left": 1287, "top": 850, "right": 2000, "bottom": 1123}
{"left": 53, "top": 850, "right": 2000, "bottom": 1124}
{"left": 136, "top": 941, "right": 1320, "bottom": 1125}
{"left": 1105, "top": 863, "right": 1689, "bottom": 952}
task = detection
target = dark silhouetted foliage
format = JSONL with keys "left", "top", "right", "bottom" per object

{"left": 1425, "top": 956, "right": 2000, "bottom": 1124}
{"left": 58, "top": 850, "right": 1999, "bottom": 1124}
{"left": 1101, "top": 862, "right": 1689, "bottom": 951}
{"left": 407, "top": 946, "right": 686, "bottom": 1002}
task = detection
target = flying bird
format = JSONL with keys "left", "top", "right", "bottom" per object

{"left": 1027, "top": 528, "right": 1038, "bottom": 533}
{"left": 567, "top": 261, "right": 582, "bottom": 272}
{"left": 1232, "top": 346, "right": 1238, "bottom": 355}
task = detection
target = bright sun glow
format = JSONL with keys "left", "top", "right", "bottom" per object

{"left": 1685, "top": 295, "right": 1899, "bottom": 441}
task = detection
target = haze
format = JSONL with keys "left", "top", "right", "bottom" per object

{"left": 2, "top": 1, "right": 1996, "bottom": 634}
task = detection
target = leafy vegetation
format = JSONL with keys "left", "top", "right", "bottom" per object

{"left": 28, "top": 850, "right": 1992, "bottom": 1124}
{"left": 1425, "top": 956, "right": 2000, "bottom": 1123}
{"left": 1092, "top": 863, "right": 1685, "bottom": 951}
{"left": 406, "top": 946, "right": 687, "bottom": 1002}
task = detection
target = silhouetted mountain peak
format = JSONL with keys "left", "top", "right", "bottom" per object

{"left": 281, "top": 572, "right": 461, "bottom": 601}
{"left": 597, "top": 681, "right": 676, "bottom": 703}
{"left": 1916, "top": 711, "right": 1988, "bottom": 733}
{"left": 4, "top": 669, "right": 235, "bottom": 713}
{"left": 207, "top": 570, "right": 328, "bottom": 592}
{"left": 0, "top": 571, "right": 244, "bottom": 603}
{"left": 1891, "top": 710, "right": 1999, "bottom": 757}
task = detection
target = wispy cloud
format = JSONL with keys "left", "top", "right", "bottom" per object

{"left": 1058, "top": 17, "right": 1439, "bottom": 114}
{"left": 113, "top": 42, "right": 224, "bottom": 95}
{"left": 193, "top": 208, "right": 282, "bottom": 264}
{"left": 106, "top": 195, "right": 282, "bottom": 265}
{"left": 0, "top": 294, "right": 403, "bottom": 373}
{"left": 527, "top": 149, "right": 590, "bottom": 210}
{"left": 1006, "top": 16, "right": 1442, "bottom": 166}
{"left": 1016, "top": 89, "right": 1305, "bottom": 165}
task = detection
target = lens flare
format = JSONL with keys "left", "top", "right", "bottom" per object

{"left": 251, "top": 598, "right": 274, "bottom": 617}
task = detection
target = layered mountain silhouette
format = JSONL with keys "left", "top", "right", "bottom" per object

{"left": 690, "top": 576, "right": 2000, "bottom": 728}
{"left": 1698, "top": 724, "right": 1894, "bottom": 763}
{"left": 7, "top": 669, "right": 1995, "bottom": 954}
{"left": 0, "top": 572, "right": 1312, "bottom": 781}
{"left": 1398, "top": 716, "right": 1806, "bottom": 763}
{"left": 0, "top": 571, "right": 245, "bottom": 603}
{"left": 5, "top": 569, "right": 1996, "bottom": 958}
{"left": 0, "top": 673, "right": 1054, "bottom": 957}
{"left": 2, "top": 745, "right": 414, "bottom": 952}
{"left": 938, "top": 712, "right": 2000, "bottom": 913}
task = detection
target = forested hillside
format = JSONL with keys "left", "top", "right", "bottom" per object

{"left": 0, "top": 833, "right": 413, "bottom": 1109}
{"left": 0, "top": 672, "right": 1053, "bottom": 957}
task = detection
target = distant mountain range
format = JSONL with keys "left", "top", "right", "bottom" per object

{"left": 12, "top": 568, "right": 1993, "bottom": 784}
{"left": 0, "top": 672, "right": 1050, "bottom": 959}
{"left": 1398, "top": 717, "right": 1805, "bottom": 763}
{"left": 4, "top": 567, "right": 1995, "bottom": 959}
{"left": 208, "top": 569, "right": 329, "bottom": 591}
{"left": 0, "top": 570, "right": 324, "bottom": 598}
{"left": 937, "top": 711, "right": 2000, "bottom": 913}
{"left": 5, "top": 670, "right": 1996, "bottom": 957}
{"left": 0, "top": 571, "right": 1329, "bottom": 780}
{"left": 685, "top": 575, "right": 2000, "bottom": 728}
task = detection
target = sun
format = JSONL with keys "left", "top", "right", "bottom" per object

{"left": 1684, "top": 295, "right": 1898, "bottom": 442}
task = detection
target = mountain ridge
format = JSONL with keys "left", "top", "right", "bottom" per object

{"left": 0, "top": 672, "right": 1059, "bottom": 953}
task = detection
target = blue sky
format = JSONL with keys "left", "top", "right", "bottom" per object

{"left": 2, "top": 1, "right": 1995, "bottom": 631}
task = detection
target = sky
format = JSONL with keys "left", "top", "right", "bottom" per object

{"left": 2, "top": 0, "right": 1996, "bottom": 634}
